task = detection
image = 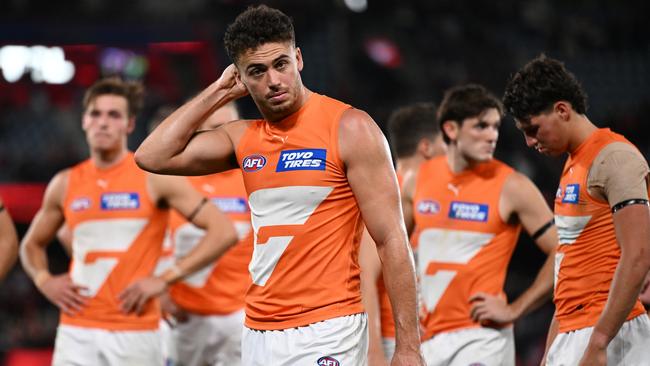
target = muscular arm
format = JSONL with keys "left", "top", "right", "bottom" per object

{"left": 359, "top": 228, "right": 389, "bottom": 365}
{"left": 470, "top": 172, "right": 556, "bottom": 324}
{"left": 339, "top": 109, "right": 423, "bottom": 364}
{"left": 580, "top": 146, "right": 650, "bottom": 364}
{"left": 20, "top": 171, "right": 88, "bottom": 314}
{"left": 20, "top": 172, "right": 67, "bottom": 282}
{"left": 134, "top": 65, "right": 246, "bottom": 175}
{"left": 586, "top": 203, "right": 650, "bottom": 350}
{"left": 0, "top": 199, "right": 18, "bottom": 281}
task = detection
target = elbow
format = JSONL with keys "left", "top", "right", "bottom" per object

{"left": 222, "top": 223, "right": 238, "bottom": 249}
{"left": 18, "top": 239, "right": 33, "bottom": 268}
{"left": 133, "top": 149, "right": 157, "bottom": 173}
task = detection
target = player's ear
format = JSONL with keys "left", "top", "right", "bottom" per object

{"left": 554, "top": 101, "right": 572, "bottom": 121}
{"left": 127, "top": 117, "right": 136, "bottom": 134}
{"left": 417, "top": 138, "right": 434, "bottom": 159}
{"left": 442, "top": 120, "right": 459, "bottom": 143}
{"left": 295, "top": 47, "right": 303, "bottom": 72}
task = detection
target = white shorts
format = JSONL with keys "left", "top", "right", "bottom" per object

{"left": 165, "top": 309, "right": 245, "bottom": 366}
{"left": 546, "top": 314, "right": 650, "bottom": 366}
{"left": 421, "top": 326, "right": 515, "bottom": 366}
{"left": 382, "top": 337, "right": 396, "bottom": 362}
{"left": 242, "top": 313, "right": 368, "bottom": 366}
{"left": 52, "top": 324, "right": 162, "bottom": 366}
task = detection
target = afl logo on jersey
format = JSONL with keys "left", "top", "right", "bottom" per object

{"left": 316, "top": 356, "right": 340, "bottom": 366}
{"left": 417, "top": 199, "right": 440, "bottom": 214}
{"left": 70, "top": 197, "right": 91, "bottom": 211}
{"left": 242, "top": 154, "right": 267, "bottom": 172}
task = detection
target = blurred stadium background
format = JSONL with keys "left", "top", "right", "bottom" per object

{"left": 1, "top": 0, "right": 648, "bottom": 365}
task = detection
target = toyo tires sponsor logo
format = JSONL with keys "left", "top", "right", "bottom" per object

{"left": 276, "top": 148, "right": 326, "bottom": 172}
{"left": 448, "top": 201, "right": 488, "bottom": 222}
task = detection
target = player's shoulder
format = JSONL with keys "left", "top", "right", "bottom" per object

{"left": 43, "top": 168, "right": 73, "bottom": 206}
{"left": 488, "top": 158, "right": 516, "bottom": 174}
{"left": 50, "top": 168, "right": 71, "bottom": 187}
{"left": 594, "top": 141, "right": 648, "bottom": 168}
{"left": 501, "top": 169, "right": 540, "bottom": 205}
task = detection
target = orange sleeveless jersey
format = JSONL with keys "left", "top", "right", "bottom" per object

{"left": 554, "top": 128, "right": 646, "bottom": 332}
{"left": 168, "top": 169, "right": 253, "bottom": 315}
{"left": 235, "top": 93, "right": 364, "bottom": 330}
{"left": 413, "top": 157, "right": 521, "bottom": 340}
{"left": 61, "top": 153, "right": 168, "bottom": 330}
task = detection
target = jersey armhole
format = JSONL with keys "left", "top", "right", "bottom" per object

{"left": 331, "top": 106, "right": 354, "bottom": 172}
{"left": 496, "top": 168, "right": 518, "bottom": 227}
{"left": 233, "top": 119, "right": 259, "bottom": 166}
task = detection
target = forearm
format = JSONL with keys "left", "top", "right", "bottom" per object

{"left": 19, "top": 241, "right": 51, "bottom": 286}
{"left": 136, "top": 81, "right": 234, "bottom": 172}
{"left": 509, "top": 249, "right": 555, "bottom": 319}
{"left": 377, "top": 236, "right": 421, "bottom": 351}
{"left": 591, "top": 252, "right": 650, "bottom": 346}
{"left": 359, "top": 228, "right": 386, "bottom": 351}
{"left": 160, "top": 230, "right": 237, "bottom": 284}
{"left": 542, "top": 314, "right": 559, "bottom": 364}
{"left": 360, "top": 256, "right": 385, "bottom": 357}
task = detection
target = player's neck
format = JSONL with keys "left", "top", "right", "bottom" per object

{"left": 446, "top": 147, "right": 479, "bottom": 174}
{"left": 90, "top": 147, "right": 129, "bottom": 169}
{"left": 567, "top": 114, "right": 598, "bottom": 154}
{"left": 396, "top": 154, "right": 426, "bottom": 177}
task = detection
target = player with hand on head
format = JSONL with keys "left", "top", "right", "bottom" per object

{"left": 503, "top": 55, "right": 650, "bottom": 366}
{"left": 135, "top": 5, "right": 424, "bottom": 366}
{"left": 401, "top": 84, "right": 557, "bottom": 366}
{"left": 160, "top": 102, "right": 254, "bottom": 366}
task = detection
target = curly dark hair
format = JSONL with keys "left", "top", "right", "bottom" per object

{"left": 503, "top": 55, "right": 588, "bottom": 123}
{"left": 437, "top": 84, "right": 503, "bottom": 144}
{"left": 224, "top": 5, "right": 295, "bottom": 64}
{"left": 83, "top": 77, "right": 144, "bottom": 117}
{"left": 387, "top": 102, "right": 439, "bottom": 159}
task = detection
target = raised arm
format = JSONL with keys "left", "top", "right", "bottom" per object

{"left": 0, "top": 198, "right": 18, "bottom": 282}
{"left": 20, "top": 171, "right": 88, "bottom": 315}
{"left": 339, "top": 108, "right": 424, "bottom": 366}
{"left": 119, "top": 173, "right": 238, "bottom": 314}
{"left": 134, "top": 65, "right": 248, "bottom": 175}
{"left": 470, "top": 172, "right": 556, "bottom": 324}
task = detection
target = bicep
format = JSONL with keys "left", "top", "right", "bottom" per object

{"left": 612, "top": 203, "right": 650, "bottom": 253}
{"left": 171, "top": 128, "right": 238, "bottom": 175}
{"left": 504, "top": 173, "right": 556, "bottom": 253}
{"left": 339, "top": 109, "right": 405, "bottom": 245}
{"left": 22, "top": 175, "right": 67, "bottom": 248}
{"left": 589, "top": 144, "right": 649, "bottom": 206}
